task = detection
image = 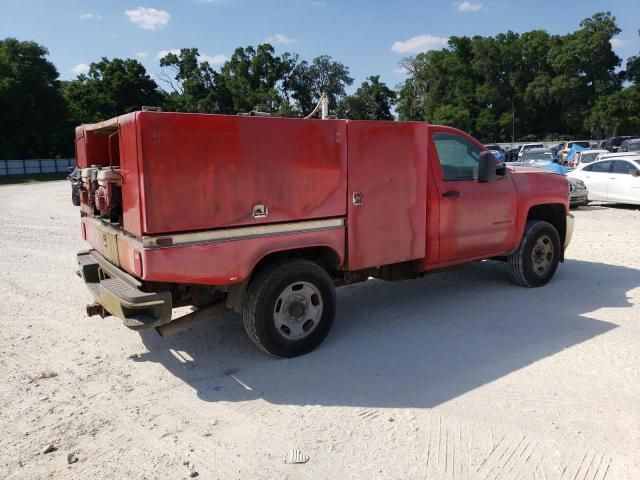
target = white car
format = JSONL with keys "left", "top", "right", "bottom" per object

{"left": 517, "top": 143, "right": 544, "bottom": 160}
{"left": 569, "top": 149, "right": 608, "bottom": 168}
{"left": 568, "top": 157, "right": 640, "bottom": 205}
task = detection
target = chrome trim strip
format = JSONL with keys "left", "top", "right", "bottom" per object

{"left": 82, "top": 216, "right": 345, "bottom": 249}
{"left": 142, "top": 218, "right": 346, "bottom": 248}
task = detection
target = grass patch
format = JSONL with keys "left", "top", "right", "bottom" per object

{"left": 0, "top": 173, "right": 69, "bottom": 185}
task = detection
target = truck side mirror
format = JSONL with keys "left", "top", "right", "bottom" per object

{"left": 478, "top": 151, "right": 497, "bottom": 183}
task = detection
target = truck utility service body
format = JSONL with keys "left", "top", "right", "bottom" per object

{"left": 76, "top": 111, "right": 573, "bottom": 357}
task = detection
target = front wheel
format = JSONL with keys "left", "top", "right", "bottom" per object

{"left": 242, "top": 259, "right": 336, "bottom": 357}
{"left": 507, "top": 220, "right": 561, "bottom": 287}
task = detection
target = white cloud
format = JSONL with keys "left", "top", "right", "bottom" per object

{"left": 610, "top": 37, "right": 626, "bottom": 48}
{"left": 265, "top": 33, "right": 296, "bottom": 45}
{"left": 394, "top": 66, "right": 409, "bottom": 74}
{"left": 311, "top": 1, "right": 327, "bottom": 6}
{"left": 136, "top": 51, "right": 149, "bottom": 59}
{"left": 157, "top": 49, "right": 181, "bottom": 59}
{"left": 200, "top": 53, "right": 228, "bottom": 65}
{"left": 454, "top": 1, "right": 483, "bottom": 12}
{"left": 79, "top": 13, "right": 102, "bottom": 21}
{"left": 391, "top": 34, "right": 449, "bottom": 54}
{"left": 125, "top": 7, "right": 170, "bottom": 30}
{"left": 71, "top": 63, "right": 90, "bottom": 76}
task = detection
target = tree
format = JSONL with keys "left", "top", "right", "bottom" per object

{"left": 216, "top": 44, "right": 296, "bottom": 115}
{"left": 338, "top": 75, "right": 396, "bottom": 120}
{"left": 288, "top": 55, "right": 354, "bottom": 116}
{"left": 158, "top": 48, "right": 221, "bottom": 113}
{"left": 0, "top": 38, "right": 69, "bottom": 158}
{"left": 63, "top": 57, "right": 162, "bottom": 125}
{"left": 396, "top": 12, "right": 624, "bottom": 140}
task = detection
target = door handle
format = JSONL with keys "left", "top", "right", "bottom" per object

{"left": 442, "top": 190, "right": 460, "bottom": 199}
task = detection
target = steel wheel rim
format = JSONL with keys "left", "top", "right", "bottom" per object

{"left": 273, "top": 281, "right": 323, "bottom": 340}
{"left": 531, "top": 234, "right": 554, "bottom": 277}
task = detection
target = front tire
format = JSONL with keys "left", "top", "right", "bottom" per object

{"left": 242, "top": 259, "right": 336, "bottom": 357}
{"left": 508, "top": 220, "right": 561, "bottom": 287}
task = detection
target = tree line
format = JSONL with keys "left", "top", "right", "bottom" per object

{"left": 0, "top": 11, "right": 638, "bottom": 159}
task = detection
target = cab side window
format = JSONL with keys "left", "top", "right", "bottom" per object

{"left": 612, "top": 160, "right": 639, "bottom": 175}
{"left": 583, "top": 161, "right": 612, "bottom": 173}
{"left": 432, "top": 133, "right": 482, "bottom": 180}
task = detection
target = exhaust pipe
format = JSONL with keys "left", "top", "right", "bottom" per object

{"left": 156, "top": 302, "right": 229, "bottom": 337}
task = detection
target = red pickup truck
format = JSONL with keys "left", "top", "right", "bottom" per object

{"left": 76, "top": 111, "right": 574, "bottom": 357}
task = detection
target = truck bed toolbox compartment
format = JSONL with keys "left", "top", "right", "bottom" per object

{"left": 122, "top": 112, "right": 348, "bottom": 235}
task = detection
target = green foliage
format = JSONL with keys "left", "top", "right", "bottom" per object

{"left": 338, "top": 76, "right": 396, "bottom": 120}
{"left": 397, "top": 12, "right": 627, "bottom": 141}
{"left": 288, "top": 55, "right": 354, "bottom": 115}
{"left": 0, "top": 38, "right": 68, "bottom": 158}
{"left": 159, "top": 48, "right": 220, "bottom": 112}
{"left": 2, "top": 14, "right": 640, "bottom": 159}
{"left": 217, "top": 44, "right": 296, "bottom": 115}
{"left": 63, "top": 57, "right": 162, "bottom": 125}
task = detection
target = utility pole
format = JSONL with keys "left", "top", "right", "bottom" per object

{"left": 511, "top": 101, "right": 515, "bottom": 144}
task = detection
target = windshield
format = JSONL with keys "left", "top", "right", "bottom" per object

{"left": 522, "top": 144, "right": 543, "bottom": 151}
{"left": 580, "top": 152, "right": 600, "bottom": 163}
{"left": 627, "top": 142, "right": 640, "bottom": 152}
{"left": 522, "top": 151, "right": 553, "bottom": 162}
{"left": 570, "top": 141, "right": 591, "bottom": 148}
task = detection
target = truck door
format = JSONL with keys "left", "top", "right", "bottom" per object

{"left": 346, "top": 121, "right": 428, "bottom": 270}
{"left": 429, "top": 127, "right": 517, "bottom": 262}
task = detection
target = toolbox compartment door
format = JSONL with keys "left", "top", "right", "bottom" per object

{"left": 135, "top": 112, "right": 347, "bottom": 235}
{"left": 346, "top": 121, "right": 428, "bottom": 270}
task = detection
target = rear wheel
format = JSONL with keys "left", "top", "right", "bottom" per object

{"left": 508, "top": 220, "right": 561, "bottom": 287}
{"left": 242, "top": 259, "right": 336, "bottom": 357}
{"left": 71, "top": 189, "right": 81, "bottom": 206}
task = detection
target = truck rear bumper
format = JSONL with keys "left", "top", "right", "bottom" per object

{"left": 77, "top": 250, "right": 172, "bottom": 330}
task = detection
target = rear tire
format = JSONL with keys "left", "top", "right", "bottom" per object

{"left": 71, "top": 189, "right": 81, "bottom": 206}
{"left": 508, "top": 220, "right": 561, "bottom": 287}
{"left": 242, "top": 259, "right": 336, "bottom": 357}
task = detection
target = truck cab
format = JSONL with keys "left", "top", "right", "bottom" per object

{"left": 76, "top": 112, "right": 573, "bottom": 357}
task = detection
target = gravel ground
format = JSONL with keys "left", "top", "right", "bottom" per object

{"left": 1, "top": 180, "right": 639, "bottom": 480}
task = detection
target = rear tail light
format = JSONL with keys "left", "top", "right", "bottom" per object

{"left": 133, "top": 251, "right": 143, "bottom": 277}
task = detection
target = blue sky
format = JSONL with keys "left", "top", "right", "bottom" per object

{"left": 1, "top": 0, "right": 639, "bottom": 91}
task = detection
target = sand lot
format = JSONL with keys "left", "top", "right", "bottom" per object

{"left": 1, "top": 180, "right": 639, "bottom": 479}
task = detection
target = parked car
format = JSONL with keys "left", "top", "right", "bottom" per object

{"left": 505, "top": 147, "right": 520, "bottom": 162}
{"left": 581, "top": 152, "right": 640, "bottom": 166}
{"left": 569, "top": 149, "right": 609, "bottom": 168}
{"left": 618, "top": 138, "right": 640, "bottom": 153}
{"left": 518, "top": 150, "right": 587, "bottom": 207}
{"left": 488, "top": 149, "right": 505, "bottom": 162}
{"left": 558, "top": 140, "right": 591, "bottom": 164}
{"left": 517, "top": 143, "right": 544, "bottom": 160}
{"left": 484, "top": 144, "right": 506, "bottom": 162}
{"left": 67, "top": 167, "right": 81, "bottom": 206}
{"left": 603, "top": 136, "right": 638, "bottom": 152}
{"left": 520, "top": 147, "right": 554, "bottom": 164}
{"left": 567, "top": 177, "right": 589, "bottom": 208}
{"left": 568, "top": 157, "right": 640, "bottom": 205}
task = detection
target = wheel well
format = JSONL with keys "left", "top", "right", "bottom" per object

{"left": 252, "top": 247, "right": 341, "bottom": 274}
{"left": 526, "top": 203, "right": 566, "bottom": 258}
{"left": 225, "top": 247, "right": 341, "bottom": 313}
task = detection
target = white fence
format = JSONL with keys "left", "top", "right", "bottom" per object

{"left": 0, "top": 158, "right": 76, "bottom": 176}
